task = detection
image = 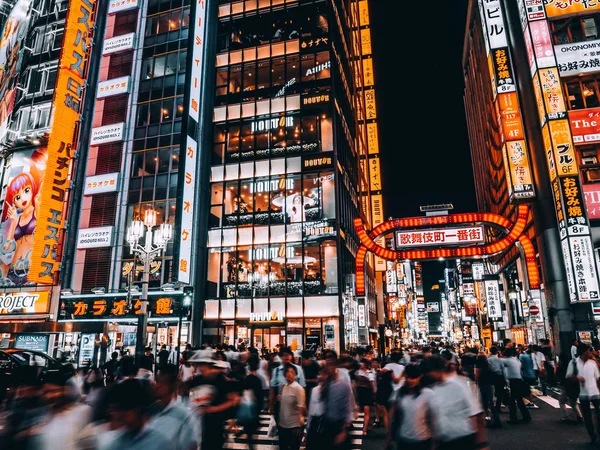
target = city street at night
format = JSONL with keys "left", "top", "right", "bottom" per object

{"left": 4, "top": 0, "right": 600, "bottom": 449}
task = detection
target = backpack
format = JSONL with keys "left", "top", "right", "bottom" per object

{"left": 377, "top": 369, "right": 393, "bottom": 399}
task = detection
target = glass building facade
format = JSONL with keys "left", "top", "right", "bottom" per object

{"left": 201, "top": 0, "right": 377, "bottom": 351}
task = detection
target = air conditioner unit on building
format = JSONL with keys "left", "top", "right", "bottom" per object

{"left": 582, "top": 156, "right": 598, "bottom": 165}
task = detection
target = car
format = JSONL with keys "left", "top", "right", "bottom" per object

{"left": 0, "top": 349, "right": 70, "bottom": 388}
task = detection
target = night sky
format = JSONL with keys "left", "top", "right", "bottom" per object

{"left": 370, "top": 0, "right": 476, "bottom": 219}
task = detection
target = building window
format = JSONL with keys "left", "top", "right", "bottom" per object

{"left": 564, "top": 76, "right": 600, "bottom": 109}
{"left": 552, "top": 14, "right": 600, "bottom": 44}
{"left": 145, "top": 7, "right": 191, "bottom": 36}
{"left": 217, "top": 4, "right": 328, "bottom": 53}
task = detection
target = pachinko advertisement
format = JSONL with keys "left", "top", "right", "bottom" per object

{"left": 0, "top": 150, "right": 45, "bottom": 286}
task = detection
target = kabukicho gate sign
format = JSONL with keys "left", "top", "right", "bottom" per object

{"left": 353, "top": 204, "right": 540, "bottom": 296}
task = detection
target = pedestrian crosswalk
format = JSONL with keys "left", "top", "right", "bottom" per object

{"left": 224, "top": 413, "right": 365, "bottom": 449}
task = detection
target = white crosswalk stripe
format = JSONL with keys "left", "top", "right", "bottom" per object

{"left": 224, "top": 413, "right": 364, "bottom": 449}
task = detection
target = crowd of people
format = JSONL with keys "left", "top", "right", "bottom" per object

{"left": 1, "top": 338, "right": 599, "bottom": 450}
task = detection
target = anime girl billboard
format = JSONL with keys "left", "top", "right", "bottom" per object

{"left": 0, "top": 150, "right": 46, "bottom": 286}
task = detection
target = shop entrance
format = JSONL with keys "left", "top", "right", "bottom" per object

{"left": 252, "top": 326, "right": 285, "bottom": 350}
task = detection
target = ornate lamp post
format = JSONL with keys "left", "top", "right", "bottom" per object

{"left": 127, "top": 209, "right": 172, "bottom": 364}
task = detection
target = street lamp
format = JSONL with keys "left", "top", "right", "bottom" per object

{"left": 127, "top": 209, "right": 173, "bottom": 364}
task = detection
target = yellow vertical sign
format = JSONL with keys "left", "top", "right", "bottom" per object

{"left": 361, "top": 28, "right": 372, "bottom": 55}
{"left": 365, "top": 89, "right": 377, "bottom": 119}
{"left": 369, "top": 157, "right": 382, "bottom": 191}
{"left": 363, "top": 58, "right": 374, "bottom": 87}
{"left": 359, "top": 0, "right": 370, "bottom": 26}
{"left": 549, "top": 119, "right": 578, "bottom": 177}
{"left": 367, "top": 122, "right": 379, "bottom": 154}
{"left": 30, "top": 0, "right": 97, "bottom": 283}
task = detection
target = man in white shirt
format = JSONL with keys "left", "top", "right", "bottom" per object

{"left": 269, "top": 347, "right": 306, "bottom": 421}
{"left": 427, "top": 356, "right": 482, "bottom": 450}
{"left": 567, "top": 343, "right": 600, "bottom": 443}
{"left": 384, "top": 351, "right": 405, "bottom": 390}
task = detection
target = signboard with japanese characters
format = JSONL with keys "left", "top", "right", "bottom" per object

{"left": 108, "top": 0, "right": 139, "bottom": 14}
{"left": 538, "top": 68, "right": 567, "bottom": 119}
{"left": 555, "top": 40, "right": 600, "bottom": 76}
{"left": 29, "top": 0, "right": 99, "bottom": 283}
{"left": 84, "top": 173, "right": 119, "bottom": 195}
{"left": 559, "top": 176, "right": 589, "bottom": 236}
{"left": 367, "top": 122, "right": 379, "bottom": 154}
{"left": 569, "top": 108, "right": 600, "bottom": 144}
{"left": 90, "top": 123, "right": 125, "bottom": 145}
{"left": 300, "top": 37, "right": 329, "bottom": 53}
{"left": 530, "top": 21, "right": 554, "bottom": 69}
{"left": 548, "top": 119, "right": 578, "bottom": 177}
{"left": 492, "top": 47, "right": 516, "bottom": 94}
{"left": 365, "top": 89, "right": 377, "bottom": 119}
{"left": 472, "top": 263, "right": 485, "bottom": 281}
{"left": 65, "top": 296, "right": 177, "bottom": 319}
{"left": 544, "top": 0, "right": 600, "bottom": 18}
{"left": 188, "top": 0, "right": 207, "bottom": 124}
{"left": 102, "top": 33, "right": 135, "bottom": 55}
{"left": 484, "top": 278, "right": 502, "bottom": 320}
{"left": 584, "top": 183, "right": 600, "bottom": 220}
{"left": 524, "top": 0, "right": 546, "bottom": 20}
{"left": 178, "top": 136, "right": 197, "bottom": 284}
{"left": 481, "top": 0, "right": 508, "bottom": 49}
{"left": 77, "top": 226, "right": 114, "bottom": 249}
{"left": 369, "top": 157, "right": 382, "bottom": 191}
{"left": 505, "top": 140, "right": 535, "bottom": 199}
{"left": 396, "top": 226, "right": 485, "bottom": 248}
{"left": 386, "top": 261, "right": 397, "bottom": 293}
{"left": 562, "top": 238, "right": 577, "bottom": 302}
{"left": 567, "top": 236, "right": 600, "bottom": 302}
{"left": 498, "top": 93, "right": 524, "bottom": 140}
{"left": 97, "top": 76, "right": 130, "bottom": 99}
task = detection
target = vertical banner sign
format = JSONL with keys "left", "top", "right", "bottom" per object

{"left": 30, "top": 0, "right": 97, "bottom": 283}
{"left": 386, "top": 261, "right": 397, "bottom": 293}
{"left": 484, "top": 278, "right": 502, "bottom": 320}
{"left": 179, "top": 137, "right": 197, "bottom": 284}
{"left": 177, "top": 0, "right": 206, "bottom": 283}
{"left": 479, "top": 0, "right": 535, "bottom": 202}
{"left": 516, "top": 1, "right": 600, "bottom": 302}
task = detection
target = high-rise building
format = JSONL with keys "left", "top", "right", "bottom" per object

{"left": 0, "top": 0, "right": 217, "bottom": 363}
{"left": 463, "top": 0, "right": 600, "bottom": 353}
{"left": 0, "top": 0, "right": 105, "bottom": 355}
{"left": 200, "top": 0, "right": 382, "bottom": 351}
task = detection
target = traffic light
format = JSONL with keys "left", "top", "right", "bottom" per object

{"left": 183, "top": 286, "right": 194, "bottom": 307}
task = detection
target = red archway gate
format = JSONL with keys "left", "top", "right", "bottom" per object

{"left": 353, "top": 204, "right": 539, "bottom": 296}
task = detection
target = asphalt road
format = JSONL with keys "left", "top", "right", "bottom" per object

{"left": 362, "top": 393, "right": 593, "bottom": 450}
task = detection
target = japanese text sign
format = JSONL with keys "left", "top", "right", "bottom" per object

{"left": 482, "top": 0, "right": 508, "bottom": 49}
{"left": 566, "top": 235, "right": 600, "bottom": 302}
{"left": 396, "top": 226, "right": 485, "bottom": 248}
{"left": 555, "top": 40, "right": 600, "bottom": 76}
{"left": 492, "top": 47, "right": 516, "bottom": 93}
{"left": 569, "top": 107, "right": 600, "bottom": 144}
{"left": 544, "top": 0, "right": 600, "bottom": 18}
{"left": 539, "top": 67, "right": 567, "bottom": 119}
{"left": 548, "top": 119, "right": 578, "bottom": 177}
{"left": 84, "top": 173, "right": 119, "bottom": 195}
{"left": 30, "top": 0, "right": 98, "bottom": 283}
{"left": 504, "top": 141, "right": 535, "bottom": 199}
